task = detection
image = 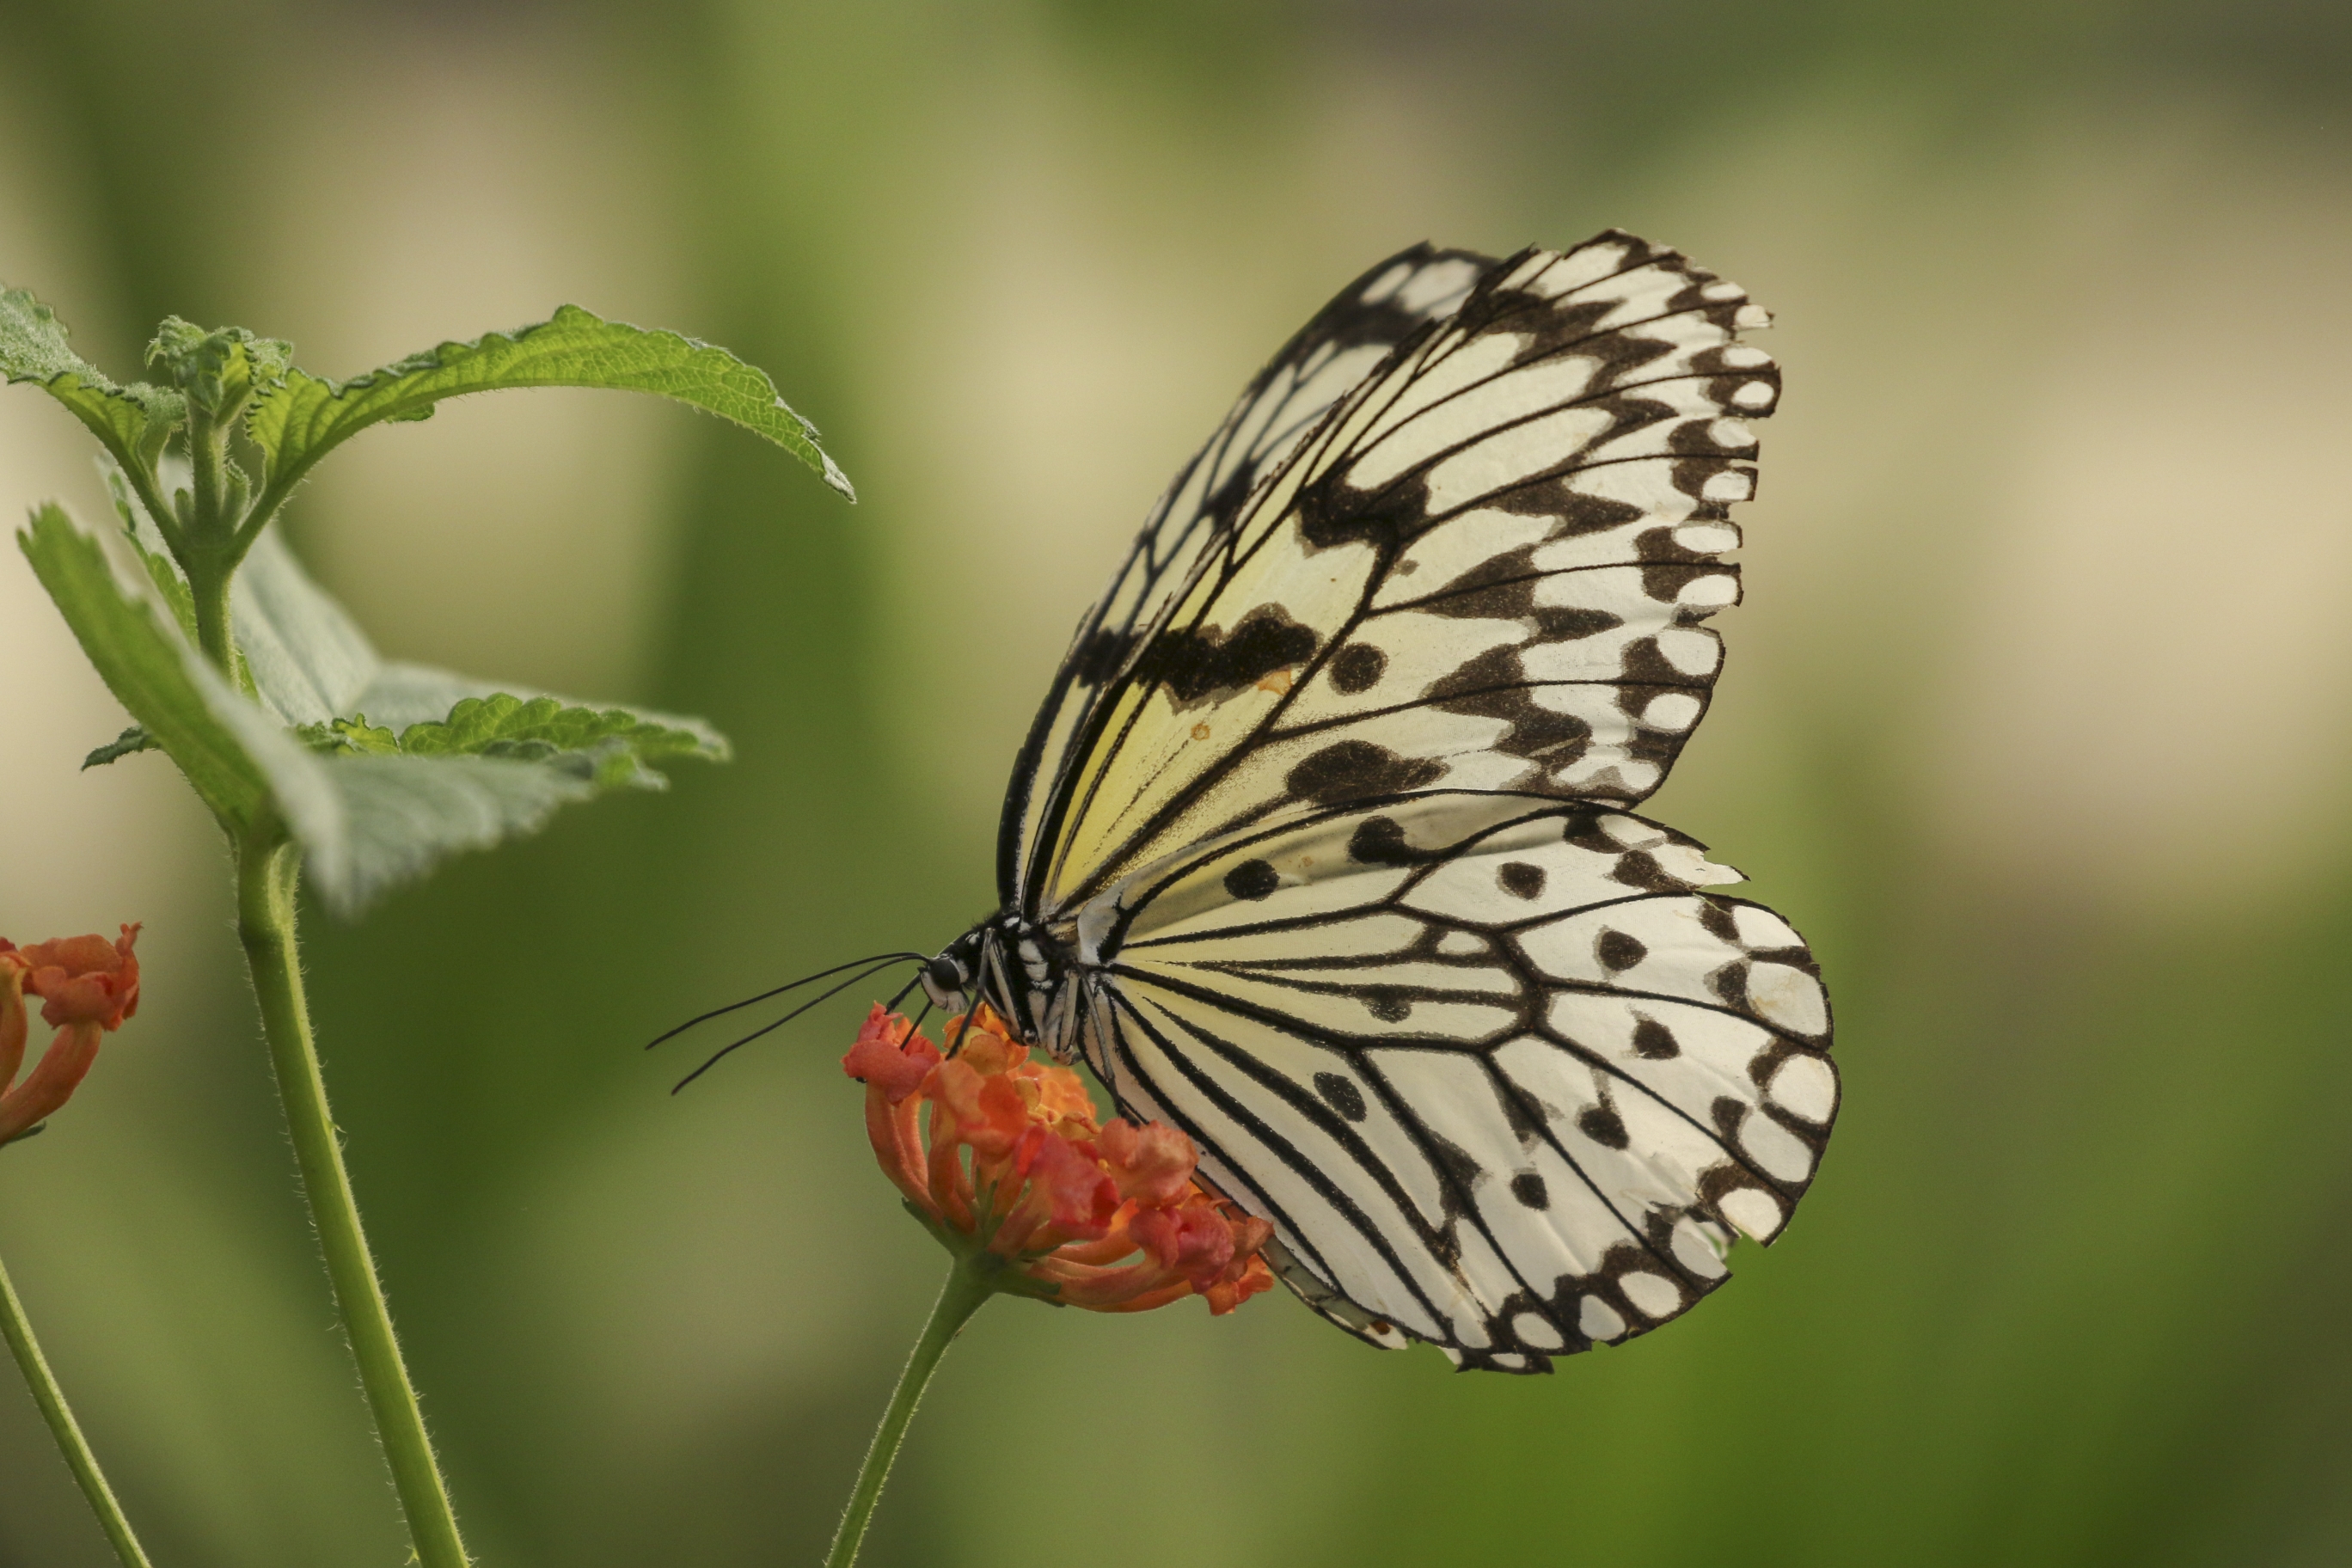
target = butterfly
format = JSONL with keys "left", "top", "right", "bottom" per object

{"left": 917, "top": 232, "right": 1834, "bottom": 1374}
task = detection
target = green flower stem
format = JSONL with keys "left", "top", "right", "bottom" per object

{"left": 236, "top": 830, "right": 471, "bottom": 1568}
{"left": 0, "top": 1245, "right": 155, "bottom": 1568}
{"left": 824, "top": 1253, "right": 999, "bottom": 1568}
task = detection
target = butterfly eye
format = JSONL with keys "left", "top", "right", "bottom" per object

{"left": 921, "top": 953, "right": 968, "bottom": 1011}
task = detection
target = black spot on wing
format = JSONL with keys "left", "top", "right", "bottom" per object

{"left": 1608, "top": 851, "right": 1681, "bottom": 892}
{"left": 1559, "top": 811, "right": 1616, "bottom": 850}
{"left": 1314, "top": 1071, "right": 1369, "bottom": 1122}
{"left": 1577, "top": 1105, "right": 1631, "bottom": 1149}
{"left": 1329, "top": 642, "right": 1387, "bottom": 694}
{"left": 1132, "top": 603, "right": 1317, "bottom": 704}
{"left": 1494, "top": 1074, "right": 1548, "bottom": 1146}
{"left": 1287, "top": 740, "right": 1447, "bottom": 806}
{"left": 1596, "top": 929, "right": 1649, "bottom": 971}
{"left": 1632, "top": 1017, "right": 1681, "bottom": 1059}
{"left": 1510, "top": 1173, "right": 1550, "bottom": 1210}
{"left": 1426, "top": 1130, "right": 1485, "bottom": 1201}
{"left": 1498, "top": 861, "right": 1547, "bottom": 900}
{"left": 1295, "top": 468, "right": 1415, "bottom": 554}
{"left": 1223, "top": 858, "right": 1280, "bottom": 901}
{"left": 1347, "top": 815, "right": 1436, "bottom": 867}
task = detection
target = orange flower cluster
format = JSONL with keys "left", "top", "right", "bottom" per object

{"left": 842, "top": 1004, "right": 1275, "bottom": 1314}
{"left": 0, "top": 925, "right": 140, "bottom": 1146}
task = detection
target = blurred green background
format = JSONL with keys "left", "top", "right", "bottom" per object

{"left": 4, "top": 2, "right": 2350, "bottom": 1564}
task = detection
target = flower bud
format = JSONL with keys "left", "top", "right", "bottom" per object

{"left": 0, "top": 924, "right": 141, "bottom": 1145}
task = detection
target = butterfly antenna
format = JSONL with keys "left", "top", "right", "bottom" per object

{"left": 672, "top": 959, "right": 926, "bottom": 1090}
{"left": 884, "top": 968, "right": 927, "bottom": 1012}
{"left": 645, "top": 952, "right": 928, "bottom": 1051}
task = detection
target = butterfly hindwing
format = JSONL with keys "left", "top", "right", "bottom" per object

{"left": 1025, "top": 233, "right": 1781, "bottom": 916}
{"left": 1000, "top": 243, "right": 1497, "bottom": 904}
{"left": 1082, "top": 792, "right": 1831, "bottom": 1372}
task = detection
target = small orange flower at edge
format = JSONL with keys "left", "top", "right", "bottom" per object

{"left": 0, "top": 925, "right": 141, "bottom": 1146}
{"left": 842, "top": 1003, "right": 1276, "bottom": 1315}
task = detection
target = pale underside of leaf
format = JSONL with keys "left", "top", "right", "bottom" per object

{"left": 18, "top": 504, "right": 705, "bottom": 914}
{"left": 103, "top": 469, "right": 729, "bottom": 762}
{"left": 20, "top": 505, "right": 271, "bottom": 825}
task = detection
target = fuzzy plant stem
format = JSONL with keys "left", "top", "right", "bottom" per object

{"left": 236, "top": 831, "right": 471, "bottom": 1568}
{"left": 0, "top": 1246, "right": 156, "bottom": 1568}
{"left": 824, "top": 1253, "right": 998, "bottom": 1568}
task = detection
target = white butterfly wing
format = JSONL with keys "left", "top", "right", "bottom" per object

{"left": 999, "top": 244, "right": 1496, "bottom": 902}
{"left": 1081, "top": 792, "right": 1834, "bottom": 1373}
{"left": 990, "top": 232, "right": 1825, "bottom": 1372}
{"left": 1025, "top": 233, "right": 1780, "bottom": 917}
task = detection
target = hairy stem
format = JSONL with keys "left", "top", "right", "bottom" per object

{"left": 178, "top": 401, "right": 248, "bottom": 687}
{"left": 236, "top": 831, "right": 471, "bottom": 1568}
{"left": 188, "top": 563, "right": 236, "bottom": 678}
{"left": 0, "top": 1246, "right": 155, "bottom": 1568}
{"left": 824, "top": 1256, "right": 997, "bottom": 1568}
{"left": 187, "top": 405, "right": 224, "bottom": 541}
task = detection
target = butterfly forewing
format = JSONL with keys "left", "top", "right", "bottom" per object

{"left": 1000, "top": 244, "right": 1497, "bottom": 905}
{"left": 1022, "top": 233, "right": 1781, "bottom": 917}
{"left": 1085, "top": 792, "right": 1832, "bottom": 1373}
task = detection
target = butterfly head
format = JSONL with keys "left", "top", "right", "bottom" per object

{"left": 923, "top": 916, "right": 1080, "bottom": 1061}
{"left": 918, "top": 936, "right": 981, "bottom": 1015}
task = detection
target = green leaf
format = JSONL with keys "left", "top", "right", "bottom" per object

{"left": 17, "top": 504, "right": 269, "bottom": 825}
{"left": 395, "top": 693, "right": 722, "bottom": 772}
{"left": 22, "top": 501, "right": 727, "bottom": 915}
{"left": 244, "top": 303, "right": 854, "bottom": 506}
{"left": 299, "top": 717, "right": 399, "bottom": 755}
{"left": 303, "top": 696, "right": 720, "bottom": 793}
{"left": 1, "top": 288, "right": 186, "bottom": 470}
{"left": 82, "top": 726, "right": 160, "bottom": 769}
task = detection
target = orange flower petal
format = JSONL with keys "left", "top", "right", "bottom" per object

{"left": 0, "top": 958, "right": 26, "bottom": 1093}
{"left": 1096, "top": 1119, "right": 1197, "bottom": 1207}
{"left": 1027, "top": 1132, "right": 1118, "bottom": 1243}
{"left": 16, "top": 925, "right": 139, "bottom": 1032}
{"left": 1130, "top": 1203, "right": 1236, "bottom": 1289}
{"left": 1204, "top": 1252, "right": 1277, "bottom": 1315}
{"left": 841, "top": 1004, "right": 939, "bottom": 1104}
{"left": 0, "top": 1023, "right": 101, "bottom": 1144}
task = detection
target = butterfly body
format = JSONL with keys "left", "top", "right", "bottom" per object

{"left": 923, "top": 234, "right": 1832, "bottom": 1373}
